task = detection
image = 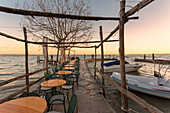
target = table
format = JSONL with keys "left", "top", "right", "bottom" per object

{"left": 41, "top": 79, "right": 66, "bottom": 88}
{"left": 63, "top": 67, "right": 75, "bottom": 70}
{"left": 0, "top": 97, "right": 47, "bottom": 113}
{"left": 56, "top": 71, "right": 72, "bottom": 75}
{"left": 68, "top": 62, "right": 75, "bottom": 65}
{"left": 64, "top": 64, "right": 74, "bottom": 67}
{"left": 56, "top": 71, "right": 72, "bottom": 80}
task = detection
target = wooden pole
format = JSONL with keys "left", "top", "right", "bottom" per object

{"left": 45, "top": 37, "right": 48, "bottom": 73}
{"left": 100, "top": 26, "right": 105, "bottom": 97}
{"left": 119, "top": 0, "right": 128, "bottom": 112}
{"left": 144, "top": 54, "right": 146, "bottom": 59}
{"left": 152, "top": 53, "right": 154, "bottom": 60}
{"left": 94, "top": 46, "right": 97, "bottom": 78}
{"left": 56, "top": 46, "right": 60, "bottom": 67}
{"left": 23, "top": 27, "right": 29, "bottom": 92}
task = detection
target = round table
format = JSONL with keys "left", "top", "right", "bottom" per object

{"left": 0, "top": 97, "right": 47, "bottom": 113}
{"left": 41, "top": 79, "right": 66, "bottom": 88}
{"left": 68, "top": 62, "right": 75, "bottom": 65}
{"left": 56, "top": 71, "right": 72, "bottom": 75}
{"left": 63, "top": 67, "right": 75, "bottom": 70}
{"left": 64, "top": 64, "right": 74, "bottom": 67}
{"left": 56, "top": 71, "right": 72, "bottom": 80}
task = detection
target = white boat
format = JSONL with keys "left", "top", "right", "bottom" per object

{"left": 104, "top": 60, "right": 142, "bottom": 73}
{"left": 110, "top": 72, "right": 170, "bottom": 99}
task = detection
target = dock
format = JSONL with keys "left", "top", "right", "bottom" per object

{"left": 85, "top": 58, "right": 117, "bottom": 63}
{"left": 75, "top": 59, "right": 116, "bottom": 113}
{"left": 135, "top": 58, "right": 170, "bottom": 64}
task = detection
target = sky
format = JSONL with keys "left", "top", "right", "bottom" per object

{"left": 0, "top": 0, "right": 170, "bottom": 55}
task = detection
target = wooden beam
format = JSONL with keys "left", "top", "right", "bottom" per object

{"left": 94, "top": 46, "right": 97, "bottom": 78}
{"left": 0, "top": 67, "right": 50, "bottom": 87}
{"left": 119, "top": 0, "right": 128, "bottom": 112}
{"left": 56, "top": 46, "right": 60, "bottom": 67}
{"left": 0, "top": 6, "right": 138, "bottom": 21}
{"left": 99, "top": 26, "right": 105, "bottom": 97}
{"left": 23, "top": 27, "right": 29, "bottom": 92}
{"left": 0, "top": 31, "right": 119, "bottom": 45}
{"left": 0, "top": 6, "right": 119, "bottom": 21}
{"left": 0, "top": 76, "right": 45, "bottom": 103}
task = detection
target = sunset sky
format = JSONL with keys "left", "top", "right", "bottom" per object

{"left": 0, "top": 0, "right": 170, "bottom": 55}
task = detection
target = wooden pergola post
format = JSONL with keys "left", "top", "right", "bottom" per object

{"left": 23, "top": 27, "right": 29, "bottom": 92}
{"left": 100, "top": 26, "right": 105, "bottom": 97}
{"left": 119, "top": 0, "right": 128, "bottom": 113}
{"left": 94, "top": 45, "right": 97, "bottom": 78}
{"left": 56, "top": 46, "right": 60, "bottom": 67}
{"left": 45, "top": 37, "right": 48, "bottom": 73}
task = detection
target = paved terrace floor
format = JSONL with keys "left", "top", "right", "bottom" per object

{"left": 75, "top": 59, "right": 115, "bottom": 113}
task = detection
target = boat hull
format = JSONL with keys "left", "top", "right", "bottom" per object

{"left": 104, "top": 64, "right": 142, "bottom": 73}
{"left": 111, "top": 72, "right": 170, "bottom": 99}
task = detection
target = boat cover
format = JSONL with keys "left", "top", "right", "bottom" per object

{"left": 104, "top": 60, "right": 129, "bottom": 67}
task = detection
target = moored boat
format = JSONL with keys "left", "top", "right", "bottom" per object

{"left": 110, "top": 72, "right": 170, "bottom": 99}
{"left": 104, "top": 60, "right": 142, "bottom": 73}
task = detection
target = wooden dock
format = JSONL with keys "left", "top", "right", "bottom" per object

{"left": 85, "top": 58, "right": 117, "bottom": 63}
{"left": 135, "top": 58, "right": 170, "bottom": 64}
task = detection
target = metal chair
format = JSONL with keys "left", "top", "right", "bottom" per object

{"left": 47, "top": 94, "right": 77, "bottom": 113}
{"left": 45, "top": 90, "right": 69, "bottom": 112}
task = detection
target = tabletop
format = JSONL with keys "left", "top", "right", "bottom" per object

{"left": 64, "top": 64, "right": 74, "bottom": 67}
{"left": 63, "top": 67, "right": 75, "bottom": 70}
{"left": 68, "top": 62, "right": 75, "bottom": 65}
{"left": 41, "top": 79, "right": 66, "bottom": 88}
{"left": 56, "top": 70, "right": 72, "bottom": 75}
{"left": 0, "top": 97, "right": 47, "bottom": 113}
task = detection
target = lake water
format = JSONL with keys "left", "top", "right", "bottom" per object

{"left": 0, "top": 55, "right": 170, "bottom": 112}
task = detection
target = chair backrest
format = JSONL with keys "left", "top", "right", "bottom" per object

{"left": 19, "top": 92, "right": 40, "bottom": 98}
{"left": 44, "top": 70, "right": 53, "bottom": 80}
{"left": 45, "top": 91, "right": 65, "bottom": 106}
{"left": 67, "top": 94, "right": 77, "bottom": 113}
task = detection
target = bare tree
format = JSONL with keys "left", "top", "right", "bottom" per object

{"left": 20, "top": 0, "right": 93, "bottom": 63}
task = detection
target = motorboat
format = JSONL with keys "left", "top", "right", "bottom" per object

{"left": 104, "top": 60, "right": 142, "bottom": 73}
{"left": 110, "top": 72, "right": 170, "bottom": 99}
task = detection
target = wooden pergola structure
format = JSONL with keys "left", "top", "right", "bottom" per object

{"left": 0, "top": 0, "right": 163, "bottom": 113}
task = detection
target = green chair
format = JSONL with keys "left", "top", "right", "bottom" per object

{"left": 68, "top": 72, "right": 80, "bottom": 88}
{"left": 61, "top": 77, "right": 74, "bottom": 94}
{"left": 19, "top": 92, "right": 40, "bottom": 98}
{"left": 44, "top": 70, "right": 55, "bottom": 80}
{"left": 45, "top": 91, "right": 69, "bottom": 112}
{"left": 47, "top": 94, "right": 77, "bottom": 113}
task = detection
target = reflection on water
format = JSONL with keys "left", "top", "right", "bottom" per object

{"left": 87, "top": 54, "right": 170, "bottom": 113}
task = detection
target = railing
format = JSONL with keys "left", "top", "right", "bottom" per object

{"left": 94, "top": 68, "right": 162, "bottom": 113}
{"left": 0, "top": 67, "right": 50, "bottom": 103}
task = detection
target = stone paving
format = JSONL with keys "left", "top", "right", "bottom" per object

{"left": 75, "top": 60, "right": 116, "bottom": 113}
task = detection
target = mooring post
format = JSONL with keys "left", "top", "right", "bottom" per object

{"left": 23, "top": 27, "right": 29, "bottom": 92}
{"left": 94, "top": 46, "right": 97, "bottom": 79}
{"left": 152, "top": 53, "right": 154, "bottom": 60}
{"left": 119, "top": 0, "right": 128, "bottom": 112}
{"left": 144, "top": 54, "right": 146, "bottom": 59}
{"left": 100, "top": 26, "right": 105, "bottom": 97}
